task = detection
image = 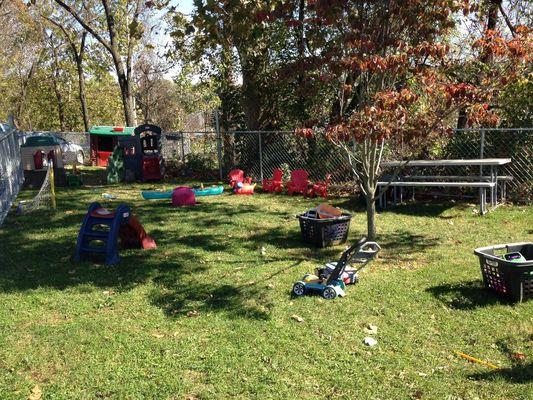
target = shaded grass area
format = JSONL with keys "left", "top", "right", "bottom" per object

{"left": 1, "top": 170, "right": 532, "bottom": 399}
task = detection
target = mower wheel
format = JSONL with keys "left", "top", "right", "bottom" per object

{"left": 292, "top": 282, "right": 306, "bottom": 297}
{"left": 322, "top": 286, "right": 337, "bottom": 300}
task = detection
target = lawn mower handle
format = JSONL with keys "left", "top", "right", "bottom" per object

{"left": 326, "top": 237, "right": 368, "bottom": 285}
{"left": 343, "top": 237, "right": 368, "bottom": 258}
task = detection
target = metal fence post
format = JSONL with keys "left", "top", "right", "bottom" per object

{"left": 258, "top": 132, "right": 263, "bottom": 182}
{"left": 180, "top": 133, "right": 185, "bottom": 162}
{"left": 479, "top": 128, "right": 485, "bottom": 176}
{"left": 215, "top": 110, "right": 223, "bottom": 180}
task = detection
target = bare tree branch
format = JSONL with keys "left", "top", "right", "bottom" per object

{"left": 53, "top": 0, "right": 113, "bottom": 54}
{"left": 498, "top": 4, "right": 516, "bottom": 37}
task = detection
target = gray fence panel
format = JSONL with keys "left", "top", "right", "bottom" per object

{"left": 0, "top": 119, "right": 24, "bottom": 226}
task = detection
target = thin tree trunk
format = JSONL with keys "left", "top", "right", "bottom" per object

{"left": 50, "top": 39, "right": 66, "bottom": 131}
{"left": 115, "top": 57, "right": 135, "bottom": 126}
{"left": 15, "top": 55, "right": 40, "bottom": 126}
{"left": 76, "top": 33, "right": 90, "bottom": 132}
{"left": 53, "top": 0, "right": 140, "bottom": 127}
{"left": 457, "top": 0, "right": 501, "bottom": 128}
{"left": 365, "top": 193, "right": 377, "bottom": 240}
{"left": 240, "top": 60, "right": 261, "bottom": 130}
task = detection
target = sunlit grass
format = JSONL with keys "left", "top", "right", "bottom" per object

{"left": 1, "top": 169, "right": 531, "bottom": 399}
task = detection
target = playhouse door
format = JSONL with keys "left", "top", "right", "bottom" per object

{"left": 96, "top": 136, "right": 114, "bottom": 167}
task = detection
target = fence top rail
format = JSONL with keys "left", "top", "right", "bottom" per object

{"left": 382, "top": 158, "right": 512, "bottom": 167}
{"left": 166, "top": 130, "right": 296, "bottom": 135}
{"left": 454, "top": 127, "right": 533, "bottom": 132}
{"left": 0, "top": 127, "right": 16, "bottom": 143}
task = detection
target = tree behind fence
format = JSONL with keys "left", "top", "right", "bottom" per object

{"left": 12, "top": 126, "right": 531, "bottom": 203}
{"left": 175, "top": 128, "right": 531, "bottom": 202}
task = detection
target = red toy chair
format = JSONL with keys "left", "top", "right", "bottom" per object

{"left": 287, "top": 169, "right": 310, "bottom": 196}
{"left": 309, "top": 174, "right": 331, "bottom": 199}
{"left": 228, "top": 169, "right": 252, "bottom": 188}
{"left": 262, "top": 169, "right": 283, "bottom": 193}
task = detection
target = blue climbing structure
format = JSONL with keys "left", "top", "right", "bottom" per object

{"left": 75, "top": 202, "right": 131, "bottom": 265}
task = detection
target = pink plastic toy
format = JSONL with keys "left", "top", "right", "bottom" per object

{"left": 172, "top": 186, "right": 196, "bottom": 207}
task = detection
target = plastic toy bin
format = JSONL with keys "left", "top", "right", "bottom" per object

{"left": 474, "top": 242, "right": 533, "bottom": 302}
{"left": 298, "top": 213, "right": 352, "bottom": 248}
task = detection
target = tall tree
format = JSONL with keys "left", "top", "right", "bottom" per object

{"left": 293, "top": 0, "right": 530, "bottom": 239}
{"left": 52, "top": 0, "right": 147, "bottom": 126}
{"left": 45, "top": 15, "right": 90, "bottom": 131}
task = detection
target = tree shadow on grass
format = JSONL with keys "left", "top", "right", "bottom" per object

{"left": 426, "top": 280, "right": 511, "bottom": 310}
{"left": 149, "top": 261, "right": 302, "bottom": 320}
{"left": 469, "top": 362, "right": 532, "bottom": 384}
{"left": 378, "top": 200, "right": 472, "bottom": 217}
{"left": 376, "top": 229, "right": 439, "bottom": 263}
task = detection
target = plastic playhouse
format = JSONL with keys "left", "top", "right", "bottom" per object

{"left": 89, "top": 126, "right": 135, "bottom": 167}
{"left": 134, "top": 124, "right": 164, "bottom": 181}
{"left": 20, "top": 135, "right": 67, "bottom": 188}
{"left": 75, "top": 202, "right": 156, "bottom": 265}
{"left": 104, "top": 124, "right": 165, "bottom": 183}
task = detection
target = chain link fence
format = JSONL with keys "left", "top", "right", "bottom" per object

{"left": 0, "top": 117, "right": 24, "bottom": 227}
{"left": 443, "top": 128, "right": 532, "bottom": 200}
{"left": 12, "top": 124, "right": 531, "bottom": 202}
{"left": 172, "top": 127, "right": 531, "bottom": 202}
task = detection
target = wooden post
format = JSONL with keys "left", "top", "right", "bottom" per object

{"left": 50, "top": 161, "right": 57, "bottom": 209}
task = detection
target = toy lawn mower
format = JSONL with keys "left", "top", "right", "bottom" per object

{"left": 292, "top": 237, "right": 381, "bottom": 300}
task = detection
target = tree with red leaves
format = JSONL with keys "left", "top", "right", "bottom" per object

{"left": 291, "top": 0, "right": 531, "bottom": 239}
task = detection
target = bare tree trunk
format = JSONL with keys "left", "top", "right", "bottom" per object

{"left": 76, "top": 33, "right": 90, "bottom": 132}
{"left": 240, "top": 60, "right": 262, "bottom": 130}
{"left": 365, "top": 193, "right": 377, "bottom": 240}
{"left": 457, "top": 0, "right": 501, "bottom": 128}
{"left": 54, "top": 0, "right": 140, "bottom": 127}
{"left": 50, "top": 39, "right": 66, "bottom": 131}
{"left": 116, "top": 67, "right": 136, "bottom": 126}
{"left": 15, "top": 55, "right": 40, "bottom": 126}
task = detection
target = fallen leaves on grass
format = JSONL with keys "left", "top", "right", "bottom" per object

{"left": 291, "top": 314, "right": 304, "bottom": 323}
{"left": 363, "top": 324, "right": 378, "bottom": 335}
{"left": 28, "top": 385, "right": 42, "bottom": 400}
{"left": 510, "top": 352, "right": 526, "bottom": 361}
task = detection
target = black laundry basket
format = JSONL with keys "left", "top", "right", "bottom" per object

{"left": 298, "top": 213, "right": 352, "bottom": 248}
{"left": 474, "top": 242, "right": 533, "bottom": 302}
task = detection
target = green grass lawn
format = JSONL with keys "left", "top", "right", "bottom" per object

{"left": 1, "top": 172, "right": 532, "bottom": 399}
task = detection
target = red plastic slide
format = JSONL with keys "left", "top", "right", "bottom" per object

{"left": 119, "top": 215, "right": 157, "bottom": 249}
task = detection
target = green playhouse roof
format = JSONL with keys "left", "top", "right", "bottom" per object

{"left": 89, "top": 126, "right": 135, "bottom": 135}
{"left": 21, "top": 135, "right": 61, "bottom": 147}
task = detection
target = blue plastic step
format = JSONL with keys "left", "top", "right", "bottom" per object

{"left": 83, "top": 231, "right": 109, "bottom": 239}
{"left": 80, "top": 246, "right": 107, "bottom": 254}
{"left": 75, "top": 202, "right": 131, "bottom": 265}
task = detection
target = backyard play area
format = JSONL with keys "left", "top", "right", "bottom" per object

{"left": 1, "top": 1, "right": 533, "bottom": 399}
{"left": 0, "top": 167, "right": 531, "bottom": 399}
